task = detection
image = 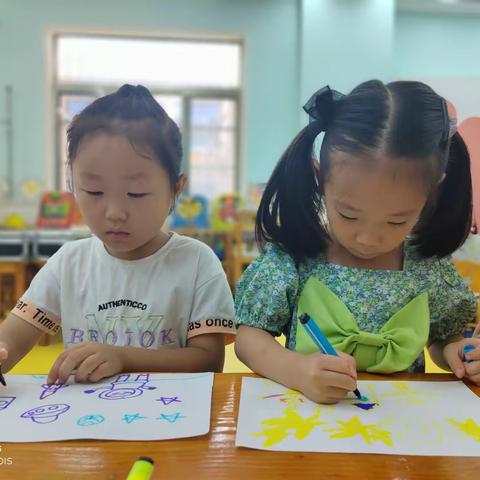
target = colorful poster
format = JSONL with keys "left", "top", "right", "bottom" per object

{"left": 170, "top": 194, "right": 209, "bottom": 229}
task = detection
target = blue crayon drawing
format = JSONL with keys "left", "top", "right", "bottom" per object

{"left": 40, "top": 383, "right": 69, "bottom": 400}
{"left": 21, "top": 404, "right": 70, "bottom": 424}
{"left": 156, "top": 412, "right": 186, "bottom": 423}
{"left": 156, "top": 396, "right": 181, "bottom": 405}
{"left": 122, "top": 413, "right": 147, "bottom": 424}
{"left": 84, "top": 374, "right": 156, "bottom": 400}
{"left": 32, "top": 375, "right": 47, "bottom": 380}
{"left": 0, "top": 396, "right": 16, "bottom": 411}
{"left": 77, "top": 414, "right": 105, "bottom": 427}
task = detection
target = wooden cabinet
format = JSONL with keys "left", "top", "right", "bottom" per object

{"left": 0, "top": 261, "right": 28, "bottom": 319}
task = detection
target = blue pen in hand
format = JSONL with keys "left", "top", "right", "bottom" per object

{"left": 299, "top": 313, "right": 362, "bottom": 400}
{"left": 463, "top": 344, "right": 476, "bottom": 363}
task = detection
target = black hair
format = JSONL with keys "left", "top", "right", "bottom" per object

{"left": 257, "top": 80, "right": 472, "bottom": 262}
{"left": 67, "top": 84, "right": 183, "bottom": 191}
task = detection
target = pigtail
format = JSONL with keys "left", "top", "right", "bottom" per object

{"left": 412, "top": 131, "right": 472, "bottom": 258}
{"left": 256, "top": 126, "right": 329, "bottom": 263}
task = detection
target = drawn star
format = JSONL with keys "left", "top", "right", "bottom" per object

{"left": 156, "top": 412, "right": 186, "bottom": 423}
{"left": 448, "top": 418, "right": 480, "bottom": 442}
{"left": 122, "top": 413, "right": 146, "bottom": 424}
{"left": 156, "top": 396, "right": 181, "bottom": 405}
{"left": 254, "top": 408, "right": 326, "bottom": 447}
{"left": 323, "top": 415, "right": 393, "bottom": 446}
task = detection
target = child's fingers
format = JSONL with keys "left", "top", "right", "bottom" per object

{"left": 0, "top": 342, "right": 8, "bottom": 361}
{"left": 316, "top": 353, "right": 356, "bottom": 378}
{"left": 74, "top": 354, "right": 103, "bottom": 383}
{"left": 87, "top": 362, "right": 112, "bottom": 383}
{"left": 324, "top": 385, "right": 355, "bottom": 401}
{"left": 446, "top": 353, "right": 465, "bottom": 378}
{"left": 320, "top": 369, "right": 358, "bottom": 393}
{"left": 47, "top": 352, "right": 66, "bottom": 384}
{"left": 465, "top": 372, "right": 480, "bottom": 386}
{"left": 337, "top": 351, "right": 357, "bottom": 378}
{"left": 48, "top": 347, "right": 90, "bottom": 384}
{"left": 463, "top": 340, "right": 480, "bottom": 362}
{"left": 465, "top": 359, "right": 480, "bottom": 377}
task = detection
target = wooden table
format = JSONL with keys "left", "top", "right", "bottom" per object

{"left": 2, "top": 373, "right": 480, "bottom": 479}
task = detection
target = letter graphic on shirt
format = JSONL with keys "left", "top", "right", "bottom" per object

{"left": 69, "top": 328, "right": 85, "bottom": 344}
{"left": 124, "top": 330, "right": 134, "bottom": 346}
{"left": 82, "top": 313, "right": 166, "bottom": 348}
{"left": 140, "top": 331, "right": 155, "bottom": 348}
{"left": 104, "top": 330, "right": 118, "bottom": 345}
{"left": 87, "top": 329, "right": 102, "bottom": 343}
{"left": 160, "top": 328, "right": 174, "bottom": 345}
{"left": 143, "top": 314, "right": 163, "bottom": 333}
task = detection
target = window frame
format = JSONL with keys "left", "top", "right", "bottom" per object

{"left": 50, "top": 31, "right": 244, "bottom": 196}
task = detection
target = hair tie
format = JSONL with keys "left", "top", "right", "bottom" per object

{"left": 440, "top": 98, "right": 457, "bottom": 145}
{"left": 448, "top": 115, "right": 458, "bottom": 139}
{"left": 303, "top": 86, "right": 345, "bottom": 136}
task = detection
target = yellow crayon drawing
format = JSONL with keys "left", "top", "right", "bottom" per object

{"left": 254, "top": 408, "right": 327, "bottom": 447}
{"left": 447, "top": 418, "right": 480, "bottom": 442}
{"left": 323, "top": 415, "right": 394, "bottom": 446}
{"left": 366, "top": 384, "right": 381, "bottom": 405}
{"left": 382, "top": 381, "right": 438, "bottom": 405}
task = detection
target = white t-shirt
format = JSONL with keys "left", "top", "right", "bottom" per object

{"left": 15, "top": 233, "right": 235, "bottom": 349}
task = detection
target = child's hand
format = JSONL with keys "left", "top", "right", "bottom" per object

{"left": 296, "top": 351, "right": 358, "bottom": 404}
{"left": 47, "top": 342, "right": 124, "bottom": 384}
{"left": 443, "top": 337, "right": 480, "bottom": 385}
{"left": 0, "top": 341, "right": 8, "bottom": 362}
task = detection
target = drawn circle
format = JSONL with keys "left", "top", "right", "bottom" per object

{"left": 77, "top": 414, "right": 105, "bottom": 426}
{"left": 100, "top": 388, "right": 142, "bottom": 400}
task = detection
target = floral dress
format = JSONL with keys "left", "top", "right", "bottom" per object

{"left": 235, "top": 243, "right": 477, "bottom": 372}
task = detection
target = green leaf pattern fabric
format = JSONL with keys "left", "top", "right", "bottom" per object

{"left": 235, "top": 243, "right": 477, "bottom": 372}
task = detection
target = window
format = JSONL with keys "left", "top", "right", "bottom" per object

{"left": 53, "top": 34, "right": 242, "bottom": 199}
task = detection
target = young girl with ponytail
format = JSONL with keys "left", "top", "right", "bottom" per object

{"left": 0, "top": 85, "right": 235, "bottom": 385}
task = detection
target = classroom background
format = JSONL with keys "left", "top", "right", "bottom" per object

{"left": 1, "top": 0, "right": 480, "bottom": 375}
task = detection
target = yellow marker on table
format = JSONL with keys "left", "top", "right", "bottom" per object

{"left": 126, "top": 456, "right": 154, "bottom": 480}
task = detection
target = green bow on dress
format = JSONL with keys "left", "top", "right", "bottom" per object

{"left": 295, "top": 277, "right": 430, "bottom": 373}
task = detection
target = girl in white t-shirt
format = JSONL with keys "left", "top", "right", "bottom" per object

{"left": 0, "top": 84, "right": 235, "bottom": 384}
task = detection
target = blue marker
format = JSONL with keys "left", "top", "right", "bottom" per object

{"left": 463, "top": 344, "right": 476, "bottom": 363}
{"left": 299, "top": 313, "right": 362, "bottom": 400}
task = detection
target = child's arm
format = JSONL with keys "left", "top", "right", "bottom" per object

{"left": 235, "top": 325, "right": 358, "bottom": 404}
{"left": 0, "top": 312, "right": 44, "bottom": 372}
{"left": 47, "top": 333, "right": 224, "bottom": 384}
